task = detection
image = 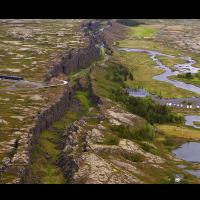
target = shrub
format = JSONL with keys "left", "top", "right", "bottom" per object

{"left": 140, "top": 142, "right": 160, "bottom": 155}
{"left": 110, "top": 124, "right": 156, "bottom": 141}
{"left": 163, "top": 138, "right": 176, "bottom": 146}
{"left": 140, "top": 142, "right": 151, "bottom": 152}
{"left": 123, "top": 152, "right": 145, "bottom": 162}
{"left": 107, "top": 64, "right": 133, "bottom": 83}
{"left": 111, "top": 88, "right": 184, "bottom": 124}
{"left": 103, "top": 134, "right": 120, "bottom": 145}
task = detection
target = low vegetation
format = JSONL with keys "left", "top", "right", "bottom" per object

{"left": 103, "top": 133, "right": 120, "bottom": 145}
{"left": 111, "top": 88, "right": 184, "bottom": 124}
{"left": 130, "top": 25, "right": 157, "bottom": 38}
{"left": 156, "top": 124, "right": 200, "bottom": 140}
{"left": 110, "top": 124, "right": 156, "bottom": 141}
{"left": 123, "top": 152, "right": 145, "bottom": 162}
{"left": 170, "top": 72, "right": 200, "bottom": 87}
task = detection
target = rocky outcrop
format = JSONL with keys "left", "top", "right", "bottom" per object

{"left": 59, "top": 100, "right": 166, "bottom": 184}
{"left": 97, "top": 21, "right": 128, "bottom": 51}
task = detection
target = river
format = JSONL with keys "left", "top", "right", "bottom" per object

{"left": 120, "top": 48, "right": 200, "bottom": 94}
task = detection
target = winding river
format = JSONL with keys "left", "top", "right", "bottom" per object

{"left": 120, "top": 48, "right": 200, "bottom": 94}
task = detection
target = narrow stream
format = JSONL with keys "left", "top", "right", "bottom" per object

{"left": 121, "top": 48, "right": 200, "bottom": 128}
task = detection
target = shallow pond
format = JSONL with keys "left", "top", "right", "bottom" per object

{"left": 185, "top": 169, "right": 200, "bottom": 178}
{"left": 173, "top": 142, "right": 200, "bottom": 163}
{"left": 173, "top": 143, "right": 200, "bottom": 177}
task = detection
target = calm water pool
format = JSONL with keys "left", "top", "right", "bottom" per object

{"left": 173, "top": 142, "right": 200, "bottom": 163}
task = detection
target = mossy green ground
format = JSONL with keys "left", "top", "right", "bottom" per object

{"left": 129, "top": 25, "right": 157, "bottom": 38}
{"left": 75, "top": 91, "right": 93, "bottom": 111}
{"left": 30, "top": 130, "right": 65, "bottom": 184}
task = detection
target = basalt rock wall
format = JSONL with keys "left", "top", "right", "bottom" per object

{"left": 45, "top": 37, "right": 101, "bottom": 81}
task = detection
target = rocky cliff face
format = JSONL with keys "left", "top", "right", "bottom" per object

{"left": 45, "top": 24, "right": 101, "bottom": 81}
{"left": 45, "top": 20, "right": 128, "bottom": 82}
{"left": 45, "top": 42, "right": 101, "bottom": 81}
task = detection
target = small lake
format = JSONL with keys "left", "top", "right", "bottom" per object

{"left": 174, "top": 142, "right": 200, "bottom": 179}
{"left": 172, "top": 142, "right": 200, "bottom": 163}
